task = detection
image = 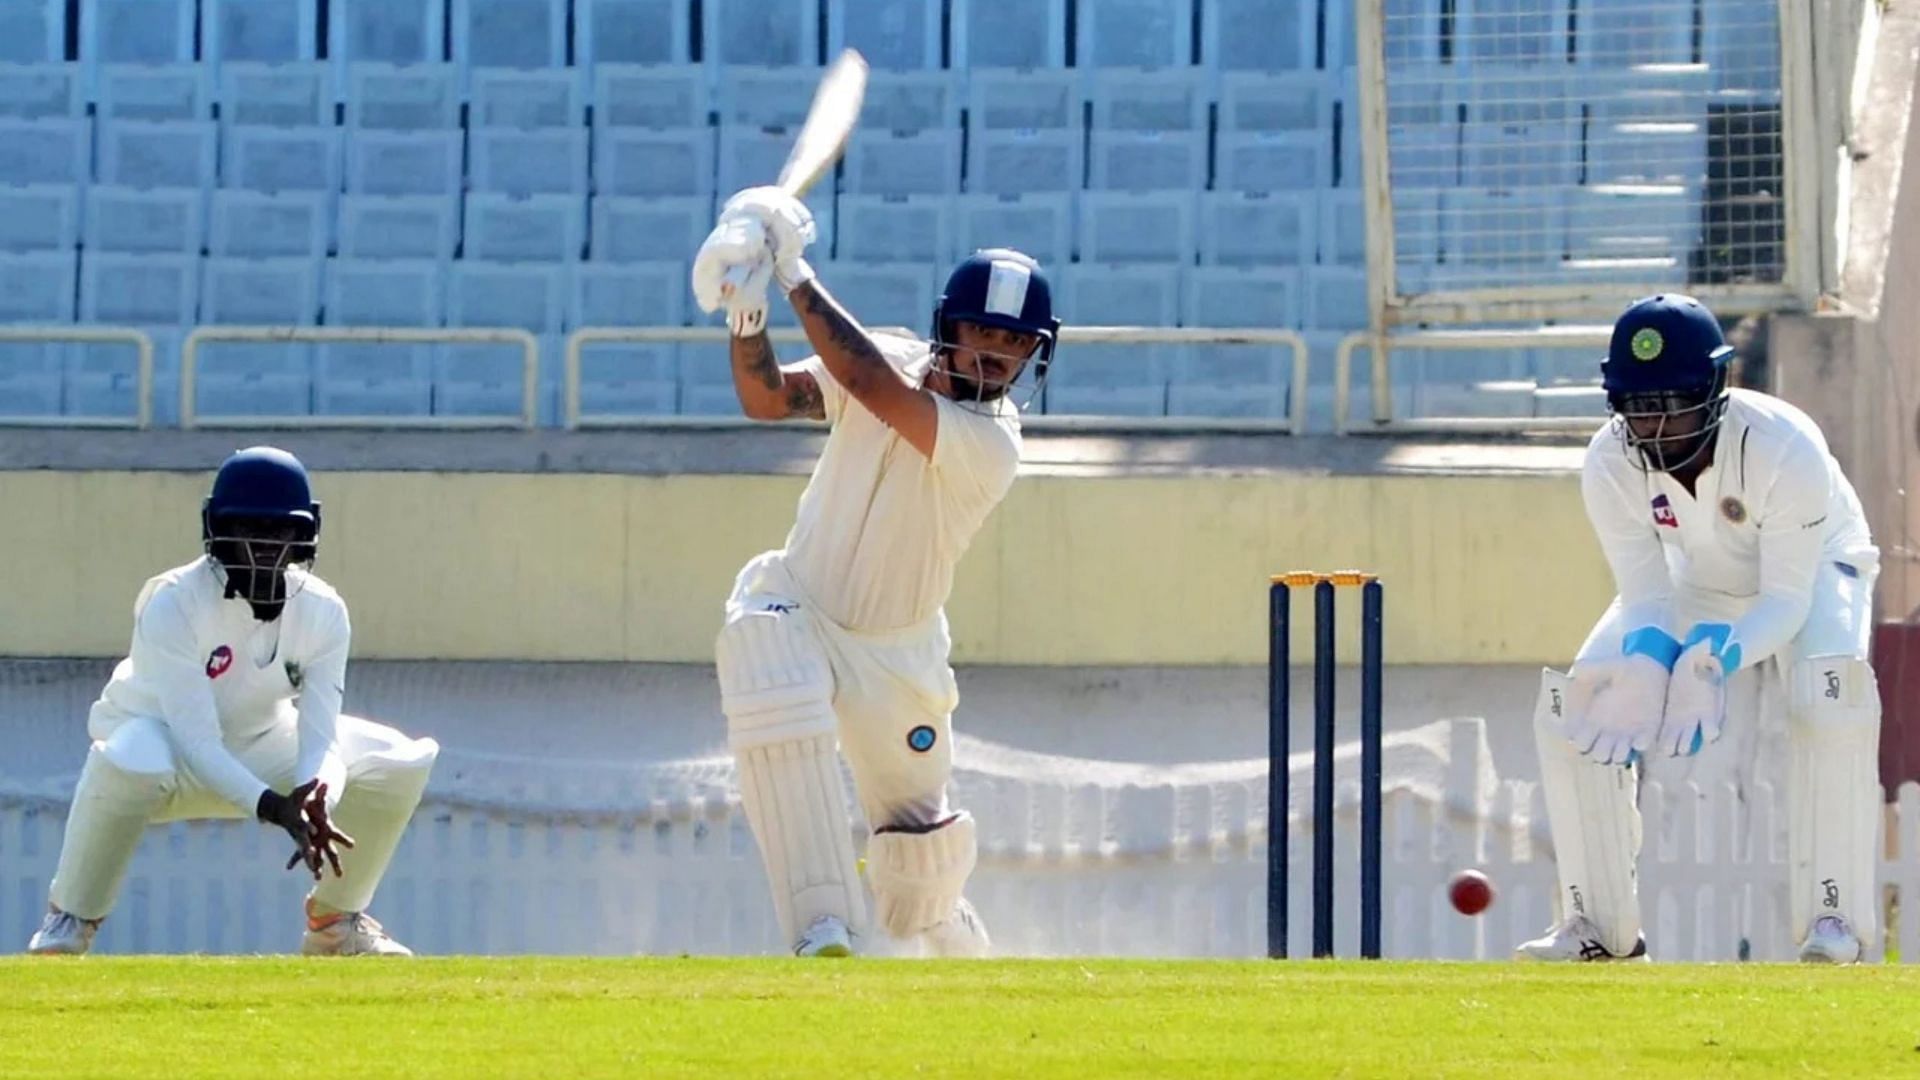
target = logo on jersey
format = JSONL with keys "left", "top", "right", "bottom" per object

{"left": 205, "top": 645, "right": 234, "bottom": 680}
{"left": 1630, "top": 328, "right": 1664, "bottom": 361}
{"left": 1651, "top": 494, "right": 1678, "bottom": 529}
{"left": 761, "top": 601, "right": 798, "bottom": 615}
{"left": 906, "top": 725, "right": 938, "bottom": 753}
{"left": 1719, "top": 497, "right": 1747, "bottom": 524}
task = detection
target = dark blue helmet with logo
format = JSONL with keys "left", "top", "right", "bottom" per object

{"left": 931, "top": 248, "right": 1061, "bottom": 378}
{"left": 202, "top": 447, "right": 321, "bottom": 614}
{"left": 1601, "top": 293, "right": 1733, "bottom": 399}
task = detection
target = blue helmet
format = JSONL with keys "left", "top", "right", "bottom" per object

{"left": 1601, "top": 293, "right": 1733, "bottom": 399}
{"left": 931, "top": 248, "right": 1061, "bottom": 380}
{"left": 202, "top": 447, "right": 320, "bottom": 612}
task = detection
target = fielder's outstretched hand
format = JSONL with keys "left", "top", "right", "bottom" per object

{"left": 256, "top": 780, "right": 355, "bottom": 880}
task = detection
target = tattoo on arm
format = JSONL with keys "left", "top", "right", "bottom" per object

{"left": 785, "top": 377, "right": 824, "bottom": 420}
{"left": 800, "top": 286, "right": 891, "bottom": 386}
{"left": 733, "top": 332, "right": 782, "bottom": 392}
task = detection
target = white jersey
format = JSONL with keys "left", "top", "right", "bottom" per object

{"left": 90, "top": 556, "right": 351, "bottom": 811}
{"left": 779, "top": 333, "right": 1022, "bottom": 632}
{"left": 1581, "top": 388, "right": 1874, "bottom": 665}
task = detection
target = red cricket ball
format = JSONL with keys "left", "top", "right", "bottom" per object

{"left": 1448, "top": 869, "right": 1495, "bottom": 916}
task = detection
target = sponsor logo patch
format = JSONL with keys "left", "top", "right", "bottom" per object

{"left": 1651, "top": 494, "right": 1678, "bottom": 529}
{"left": 205, "top": 645, "right": 233, "bottom": 680}
{"left": 906, "top": 725, "right": 938, "bottom": 753}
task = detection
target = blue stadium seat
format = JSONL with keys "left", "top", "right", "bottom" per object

{"left": 0, "top": 371, "right": 59, "bottom": 414}
{"left": 844, "top": 130, "right": 961, "bottom": 196}
{"left": 1088, "top": 68, "right": 1206, "bottom": 133}
{"left": 345, "top": 63, "right": 459, "bottom": 129}
{"left": 717, "top": 126, "right": 796, "bottom": 195}
{"left": 1183, "top": 265, "right": 1300, "bottom": 330}
{"left": 205, "top": 0, "right": 320, "bottom": 64}
{"left": 0, "top": 62, "right": 81, "bottom": 118}
{"left": 1053, "top": 263, "right": 1177, "bottom": 415}
{"left": 715, "top": 67, "right": 825, "bottom": 130}
{"left": 216, "top": 62, "right": 332, "bottom": 129}
{"left": 837, "top": 194, "right": 953, "bottom": 264}
{"left": 208, "top": 189, "right": 329, "bottom": 257}
{"left": 96, "top": 63, "right": 208, "bottom": 120}
{"left": 470, "top": 67, "right": 582, "bottom": 127}
{"left": 97, "top": 119, "right": 216, "bottom": 189}
{"left": 590, "top": 64, "right": 706, "bottom": 126}
{"left": 432, "top": 336, "right": 535, "bottom": 419}
{"left": 1060, "top": 263, "right": 1181, "bottom": 325}
{"left": 576, "top": 339, "right": 678, "bottom": 417}
{"left": 331, "top": 0, "right": 447, "bottom": 67}
{"left": 952, "top": 0, "right": 1066, "bottom": 69}
{"left": 453, "top": 0, "right": 566, "bottom": 73}
{"left": 1386, "top": 126, "right": 1461, "bottom": 190}
{"left": 84, "top": 186, "right": 203, "bottom": 254}
{"left": 1078, "top": 192, "right": 1196, "bottom": 264}
{"left": 703, "top": 0, "right": 819, "bottom": 68}
{"left": 1319, "top": 188, "right": 1366, "bottom": 266}
{"left": 1440, "top": 188, "right": 1567, "bottom": 270}
{"left": 816, "top": 260, "right": 934, "bottom": 332}
{"left": 572, "top": 261, "right": 685, "bottom": 327}
{"left": 465, "top": 192, "right": 587, "bottom": 262}
{"left": 966, "top": 69, "right": 1078, "bottom": 130}
{"left": 314, "top": 343, "right": 432, "bottom": 418}
{"left": 1576, "top": 0, "right": 1693, "bottom": 67}
{"left": 861, "top": 71, "right": 958, "bottom": 133}
{"left": 222, "top": 126, "right": 345, "bottom": 195}
{"left": 1452, "top": 0, "right": 1573, "bottom": 66}
{"left": 0, "top": 117, "right": 87, "bottom": 184}
{"left": 1459, "top": 121, "right": 1581, "bottom": 188}
{"left": 589, "top": 195, "right": 709, "bottom": 264}
{"left": 1175, "top": 265, "right": 1301, "bottom": 418}
{"left": 345, "top": 129, "right": 463, "bottom": 195}
{"left": 827, "top": 0, "right": 941, "bottom": 71}
{"left": 0, "top": 250, "right": 77, "bottom": 320}
{"left": 953, "top": 193, "right": 1073, "bottom": 268}
{"left": 0, "top": 183, "right": 76, "bottom": 251}
{"left": 1215, "top": 131, "right": 1330, "bottom": 192}
{"left": 194, "top": 339, "right": 314, "bottom": 418}
{"left": 200, "top": 255, "right": 323, "bottom": 323}
{"left": 1329, "top": 0, "right": 1445, "bottom": 70}
{"left": 1302, "top": 265, "right": 1369, "bottom": 330}
{"left": 595, "top": 127, "right": 715, "bottom": 198}
{"left": 337, "top": 193, "right": 458, "bottom": 260}
{"left": 574, "top": 0, "right": 692, "bottom": 66}
{"left": 81, "top": 252, "right": 199, "bottom": 324}
{"left": 1089, "top": 130, "right": 1208, "bottom": 192}
{"left": 470, "top": 127, "right": 589, "bottom": 195}
{"left": 1587, "top": 116, "right": 1707, "bottom": 187}
{"left": 325, "top": 258, "right": 444, "bottom": 325}
{"left": 1077, "top": 0, "right": 1193, "bottom": 71}
{"left": 448, "top": 261, "right": 567, "bottom": 333}
{"left": 1198, "top": 191, "right": 1314, "bottom": 267}
{"left": 0, "top": 1, "right": 64, "bottom": 63}
{"left": 965, "top": 129, "right": 1082, "bottom": 194}
{"left": 1566, "top": 186, "right": 1702, "bottom": 261}
{"left": 81, "top": 0, "right": 193, "bottom": 72}
{"left": 1218, "top": 72, "right": 1334, "bottom": 134}
{"left": 1701, "top": 0, "right": 1780, "bottom": 95}
{"left": 1202, "top": 0, "right": 1314, "bottom": 74}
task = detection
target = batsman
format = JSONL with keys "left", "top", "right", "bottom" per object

{"left": 1523, "top": 294, "right": 1881, "bottom": 963}
{"left": 689, "top": 178, "right": 1061, "bottom": 956}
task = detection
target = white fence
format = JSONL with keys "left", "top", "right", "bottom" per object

{"left": 4, "top": 718, "right": 1916, "bottom": 960}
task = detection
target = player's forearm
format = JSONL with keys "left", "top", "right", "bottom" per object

{"left": 790, "top": 281, "right": 895, "bottom": 401}
{"left": 729, "top": 332, "right": 791, "bottom": 420}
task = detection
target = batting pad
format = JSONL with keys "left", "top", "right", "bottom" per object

{"left": 867, "top": 810, "right": 977, "bottom": 939}
{"left": 1533, "top": 668, "right": 1644, "bottom": 954}
{"left": 1787, "top": 657, "right": 1882, "bottom": 947}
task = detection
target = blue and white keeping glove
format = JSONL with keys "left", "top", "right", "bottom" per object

{"left": 1655, "top": 623, "right": 1741, "bottom": 757}
{"left": 1563, "top": 627, "right": 1681, "bottom": 766}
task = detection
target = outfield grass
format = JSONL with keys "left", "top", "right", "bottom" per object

{"left": 1, "top": 958, "right": 1915, "bottom": 1078}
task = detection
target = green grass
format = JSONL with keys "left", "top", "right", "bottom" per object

{"left": 3, "top": 959, "right": 1917, "bottom": 1078}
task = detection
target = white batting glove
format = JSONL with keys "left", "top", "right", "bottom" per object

{"left": 719, "top": 186, "right": 816, "bottom": 292}
{"left": 1562, "top": 654, "right": 1670, "bottom": 766}
{"left": 1655, "top": 639, "right": 1728, "bottom": 757}
{"left": 690, "top": 215, "right": 774, "bottom": 336}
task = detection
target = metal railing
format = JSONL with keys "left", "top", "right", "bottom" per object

{"left": 0, "top": 326, "right": 153, "bottom": 429}
{"left": 182, "top": 326, "right": 540, "bottom": 430}
{"left": 1333, "top": 327, "right": 1612, "bottom": 435}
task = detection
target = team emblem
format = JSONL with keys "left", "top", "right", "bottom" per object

{"left": 1651, "top": 494, "right": 1678, "bottom": 529}
{"left": 1630, "top": 328, "right": 1664, "bottom": 361}
{"left": 1719, "top": 497, "right": 1747, "bottom": 524}
{"left": 205, "top": 645, "right": 233, "bottom": 680}
{"left": 906, "top": 725, "right": 938, "bottom": 753}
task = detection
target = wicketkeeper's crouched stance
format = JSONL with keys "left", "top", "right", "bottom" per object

{"left": 692, "top": 186, "right": 1061, "bottom": 957}
{"left": 28, "top": 447, "right": 439, "bottom": 957}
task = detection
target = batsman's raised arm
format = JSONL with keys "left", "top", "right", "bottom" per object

{"left": 728, "top": 331, "right": 825, "bottom": 422}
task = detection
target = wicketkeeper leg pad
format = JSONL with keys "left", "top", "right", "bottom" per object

{"left": 1787, "top": 656, "right": 1882, "bottom": 947}
{"left": 1534, "top": 667, "right": 1644, "bottom": 954}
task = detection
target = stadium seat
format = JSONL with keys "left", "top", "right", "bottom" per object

{"left": 1459, "top": 121, "right": 1581, "bottom": 188}
{"left": 337, "top": 193, "right": 459, "bottom": 260}
{"left": 1215, "top": 131, "right": 1330, "bottom": 192}
{"left": 1458, "top": 66, "right": 1576, "bottom": 126}
{"left": 1076, "top": 0, "right": 1193, "bottom": 71}
{"left": 576, "top": 339, "right": 678, "bottom": 417}
{"left": 216, "top": 62, "right": 332, "bottom": 129}
{"left": 859, "top": 72, "right": 958, "bottom": 138}
{"left": 0, "top": 117, "right": 86, "bottom": 184}
{"left": 0, "top": 1, "right": 64, "bottom": 63}
{"left": 1302, "top": 265, "right": 1368, "bottom": 331}
{"left": 1202, "top": 0, "right": 1314, "bottom": 74}
{"left": 1565, "top": 185, "right": 1703, "bottom": 260}
{"left": 590, "top": 64, "right": 706, "bottom": 126}
{"left": 594, "top": 127, "right": 715, "bottom": 198}
{"left": 95, "top": 63, "right": 208, "bottom": 120}
{"left": 589, "top": 195, "right": 709, "bottom": 265}
{"left": 826, "top": 0, "right": 941, "bottom": 71}
{"left": 448, "top": 261, "right": 567, "bottom": 333}
{"left": 432, "top": 335, "right": 537, "bottom": 420}
{"left": 1700, "top": 0, "right": 1780, "bottom": 95}
{"left": 1087, "top": 68, "right": 1206, "bottom": 133}
{"left": 470, "top": 67, "right": 582, "bottom": 128}
{"left": 96, "top": 119, "right": 216, "bottom": 189}
{"left": 325, "top": 258, "right": 444, "bottom": 325}
{"left": 1078, "top": 193, "right": 1196, "bottom": 264}
{"left": 703, "top": 0, "right": 820, "bottom": 68}
{"left": 1576, "top": 0, "right": 1693, "bottom": 67}
{"left": 1175, "top": 265, "right": 1302, "bottom": 417}
{"left": 1053, "top": 262, "right": 1177, "bottom": 415}
{"left": 572, "top": 260, "right": 685, "bottom": 327}
{"left": 715, "top": 66, "right": 827, "bottom": 130}
{"left": 0, "top": 250, "right": 75, "bottom": 320}
{"left": 1328, "top": 0, "right": 1446, "bottom": 70}
{"left": 953, "top": 193, "right": 1073, "bottom": 268}
{"left": 1385, "top": 126, "right": 1461, "bottom": 191}
{"left": 966, "top": 69, "right": 1078, "bottom": 130}
{"left": 0, "top": 370, "right": 59, "bottom": 415}
{"left": 345, "top": 63, "right": 460, "bottom": 129}
{"left": 465, "top": 192, "right": 587, "bottom": 262}
{"left": 717, "top": 126, "right": 798, "bottom": 196}
{"left": 1587, "top": 117, "right": 1707, "bottom": 187}
{"left": 965, "top": 129, "right": 1083, "bottom": 194}
{"left": 205, "top": 0, "right": 320, "bottom": 65}
{"left": 0, "top": 183, "right": 76, "bottom": 251}
{"left": 0, "top": 62, "right": 81, "bottom": 118}
{"left": 313, "top": 342, "right": 431, "bottom": 418}
{"left": 1218, "top": 72, "right": 1335, "bottom": 134}
{"left": 1452, "top": 0, "right": 1574, "bottom": 66}
{"left": 837, "top": 195, "right": 953, "bottom": 264}
{"left": 470, "top": 127, "right": 589, "bottom": 195}
{"left": 1321, "top": 187, "right": 1440, "bottom": 268}
{"left": 1441, "top": 188, "right": 1567, "bottom": 270}
{"left": 64, "top": 325, "right": 178, "bottom": 424}
{"left": 345, "top": 129, "right": 463, "bottom": 196}
{"left": 1183, "top": 265, "right": 1300, "bottom": 330}
{"left": 80, "top": 0, "right": 193, "bottom": 72}
{"left": 331, "top": 0, "right": 447, "bottom": 67}
{"left": 843, "top": 129, "right": 961, "bottom": 196}
{"left": 200, "top": 255, "right": 323, "bottom": 323}
{"left": 453, "top": 0, "right": 566, "bottom": 73}
{"left": 574, "top": 0, "right": 692, "bottom": 67}
{"left": 208, "top": 189, "right": 329, "bottom": 258}
{"left": 951, "top": 0, "right": 1067, "bottom": 70}
{"left": 817, "top": 260, "right": 935, "bottom": 331}
{"left": 1088, "top": 130, "right": 1207, "bottom": 192}
{"left": 1061, "top": 263, "right": 1181, "bottom": 325}
{"left": 222, "top": 125, "right": 345, "bottom": 195}
{"left": 84, "top": 186, "right": 203, "bottom": 254}
{"left": 81, "top": 252, "right": 199, "bottom": 325}
{"left": 1198, "top": 192, "right": 1314, "bottom": 268}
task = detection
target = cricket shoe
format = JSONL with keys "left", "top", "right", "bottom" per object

{"left": 302, "top": 900, "right": 414, "bottom": 956}
{"left": 1515, "top": 915, "right": 1649, "bottom": 962}
{"left": 1798, "top": 915, "right": 1862, "bottom": 964}
{"left": 794, "top": 914, "right": 854, "bottom": 958}
{"left": 922, "top": 898, "right": 991, "bottom": 958}
{"left": 26, "top": 906, "right": 101, "bottom": 955}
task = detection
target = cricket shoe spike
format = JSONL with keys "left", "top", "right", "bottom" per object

{"left": 922, "top": 897, "right": 991, "bottom": 958}
{"left": 794, "top": 914, "right": 854, "bottom": 958}
{"left": 302, "top": 899, "right": 413, "bottom": 956}
{"left": 1514, "top": 914, "right": 1649, "bottom": 962}
{"left": 1798, "top": 914, "right": 1862, "bottom": 964}
{"left": 26, "top": 906, "right": 100, "bottom": 955}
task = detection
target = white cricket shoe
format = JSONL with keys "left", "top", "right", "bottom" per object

{"left": 1515, "top": 915, "right": 1649, "bottom": 962}
{"left": 26, "top": 906, "right": 100, "bottom": 956}
{"left": 923, "top": 898, "right": 991, "bottom": 958}
{"left": 1798, "top": 915, "right": 1862, "bottom": 964}
{"left": 302, "top": 901, "right": 414, "bottom": 957}
{"left": 793, "top": 914, "right": 854, "bottom": 958}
